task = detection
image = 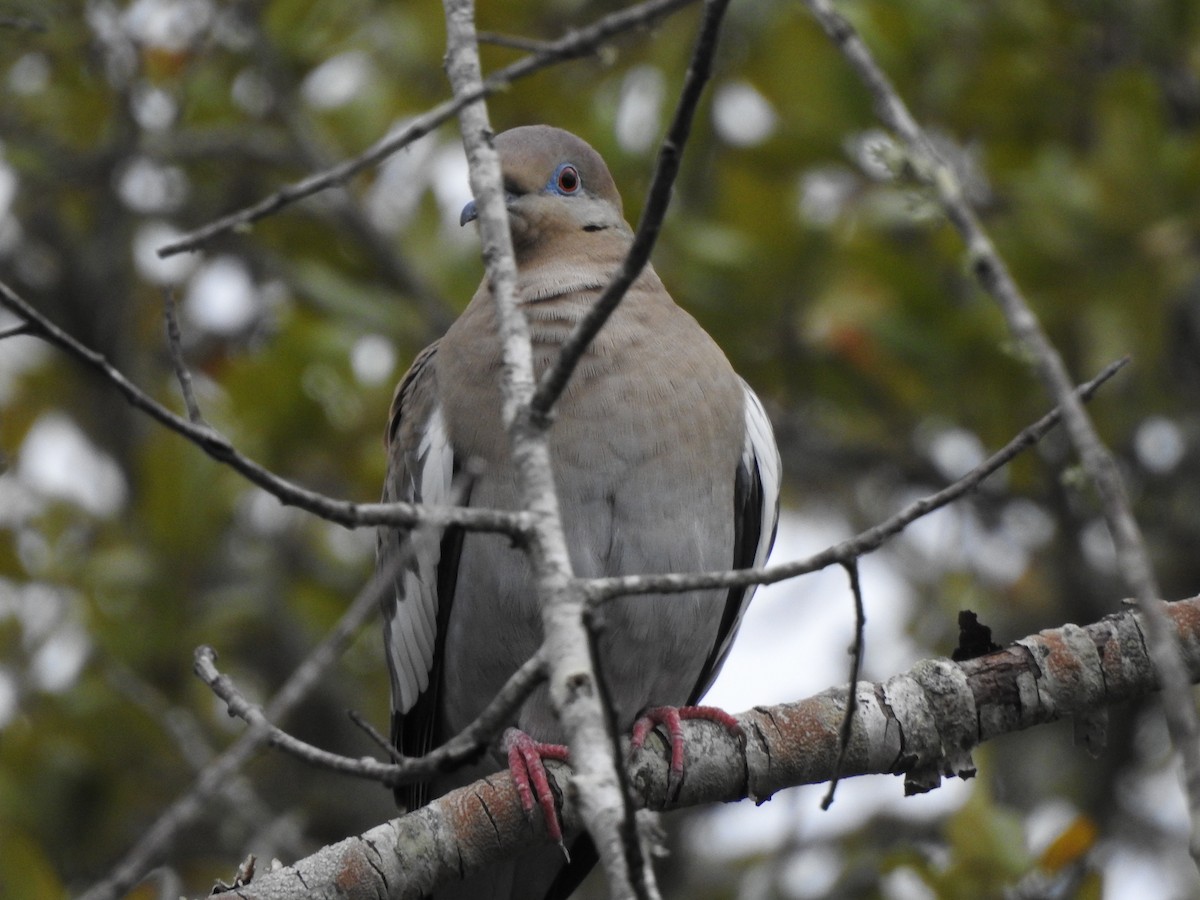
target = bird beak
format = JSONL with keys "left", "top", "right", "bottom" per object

{"left": 460, "top": 193, "right": 520, "bottom": 227}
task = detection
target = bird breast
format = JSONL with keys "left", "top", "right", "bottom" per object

{"left": 434, "top": 270, "right": 746, "bottom": 739}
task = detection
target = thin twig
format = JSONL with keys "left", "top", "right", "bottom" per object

{"left": 348, "top": 708, "right": 402, "bottom": 762}
{"left": 197, "top": 462, "right": 549, "bottom": 787}
{"left": 802, "top": 0, "right": 1200, "bottom": 864}
{"left": 156, "top": 0, "right": 699, "bottom": 259}
{"left": 161, "top": 290, "right": 205, "bottom": 425}
{"left": 530, "top": 0, "right": 732, "bottom": 423}
{"left": 76, "top": 557, "right": 403, "bottom": 900}
{"left": 196, "top": 644, "right": 547, "bottom": 786}
{"left": 585, "top": 357, "right": 1127, "bottom": 601}
{"left": 197, "top": 645, "right": 400, "bottom": 780}
{"left": 477, "top": 30, "right": 557, "bottom": 53}
{"left": 0, "top": 321, "right": 35, "bottom": 340}
{"left": 0, "top": 279, "right": 530, "bottom": 536}
{"left": 418, "top": 650, "right": 551, "bottom": 772}
{"left": 821, "top": 560, "right": 865, "bottom": 810}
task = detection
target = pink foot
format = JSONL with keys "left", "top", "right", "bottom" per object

{"left": 504, "top": 727, "right": 571, "bottom": 848}
{"left": 630, "top": 705, "right": 743, "bottom": 797}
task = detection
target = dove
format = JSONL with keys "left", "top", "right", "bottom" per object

{"left": 379, "top": 124, "right": 780, "bottom": 898}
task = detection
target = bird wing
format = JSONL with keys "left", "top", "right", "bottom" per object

{"left": 378, "top": 341, "right": 467, "bottom": 810}
{"left": 689, "top": 380, "right": 781, "bottom": 703}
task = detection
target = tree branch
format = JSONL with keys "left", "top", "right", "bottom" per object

{"left": 211, "top": 593, "right": 1200, "bottom": 899}
{"left": 800, "top": 0, "right": 1200, "bottom": 863}
{"left": 476, "top": 30, "right": 558, "bottom": 53}
{"left": 161, "top": 290, "right": 206, "bottom": 426}
{"left": 0, "top": 278, "right": 530, "bottom": 536}
{"left": 0, "top": 321, "right": 35, "bottom": 340}
{"left": 821, "top": 559, "right": 865, "bottom": 810}
{"left": 155, "top": 0, "right": 699, "bottom": 259}
{"left": 194, "top": 644, "right": 547, "bottom": 788}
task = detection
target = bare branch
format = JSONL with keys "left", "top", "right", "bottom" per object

{"left": 214, "top": 594, "right": 1200, "bottom": 899}
{"left": 195, "top": 645, "right": 402, "bottom": 780}
{"left": 196, "top": 643, "right": 547, "bottom": 788}
{"left": 347, "top": 709, "right": 401, "bottom": 762}
{"left": 477, "top": 31, "right": 558, "bottom": 53}
{"left": 586, "top": 357, "right": 1127, "bottom": 602}
{"left": 156, "top": 0, "right": 699, "bottom": 259}
{"left": 0, "top": 321, "right": 35, "bottom": 340}
{"left": 530, "top": 0, "right": 732, "bottom": 423}
{"left": 801, "top": 0, "right": 1200, "bottom": 863}
{"left": 821, "top": 560, "right": 864, "bottom": 810}
{"left": 161, "top": 290, "right": 205, "bottom": 425}
{"left": 0, "top": 278, "right": 530, "bottom": 536}
{"left": 144, "top": 127, "right": 296, "bottom": 168}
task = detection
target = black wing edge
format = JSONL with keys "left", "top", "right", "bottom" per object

{"left": 690, "top": 451, "right": 777, "bottom": 705}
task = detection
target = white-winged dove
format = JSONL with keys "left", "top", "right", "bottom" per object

{"left": 378, "top": 125, "right": 781, "bottom": 899}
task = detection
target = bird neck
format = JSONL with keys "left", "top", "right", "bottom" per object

{"left": 514, "top": 227, "right": 635, "bottom": 305}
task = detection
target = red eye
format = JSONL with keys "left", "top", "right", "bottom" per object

{"left": 556, "top": 165, "right": 580, "bottom": 194}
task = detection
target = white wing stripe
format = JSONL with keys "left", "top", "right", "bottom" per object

{"left": 390, "top": 601, "right": 427, "bottom": 711}
{"left": 742, "top": 380, "right": 782, "bottom": 570}
{"left": 401, "top": 569, "right": 435, "bottom": 666}
{"left": 388, "top": 403, "right": 454, "bottom": 716}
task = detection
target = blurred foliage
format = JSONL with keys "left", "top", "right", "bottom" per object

{"left": 1, "top": 0, "right": 1199, "bottom": 897}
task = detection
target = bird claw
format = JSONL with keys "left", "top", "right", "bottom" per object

{"left": 630, "top": 705, "right": 743, "bottom": 798}
{"left": 503, "top": 727, "right": 571, "bottom": 848}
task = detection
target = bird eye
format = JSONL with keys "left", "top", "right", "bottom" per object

{"left": 555, "top": 164, "right": 580, "bottom": 194}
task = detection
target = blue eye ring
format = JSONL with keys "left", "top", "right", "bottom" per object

{"left": 550, "top": 163, "right": 581, "bottom": 195}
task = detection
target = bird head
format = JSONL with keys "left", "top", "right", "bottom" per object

{"left": 460, "top": 125, "right": 630, "bottom": 256}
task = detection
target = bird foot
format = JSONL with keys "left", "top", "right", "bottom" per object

{"left": 504, "top": 727, "right": 571, "bottom": 851}
{"left": 630, "top": 705, "right": 743, "bottom": 798}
